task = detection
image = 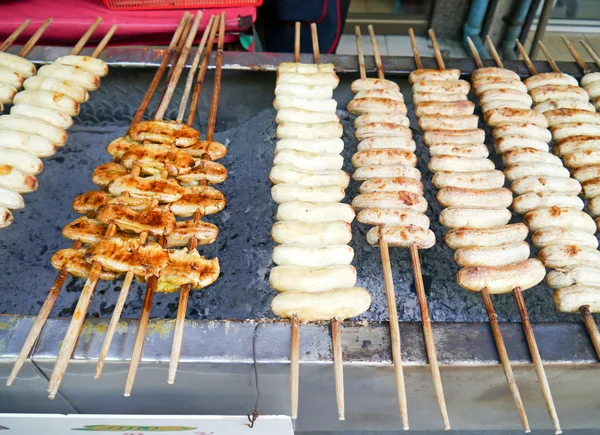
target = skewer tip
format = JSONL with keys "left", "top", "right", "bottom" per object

{"left": 6, "top": 380, "right": 12, "bottom": 387}
{"left": 124, "top": 392, "right": 131, "bottom": 398}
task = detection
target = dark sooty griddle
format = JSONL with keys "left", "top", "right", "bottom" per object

{"left": 0, "top": 67, "right": 579, "bottom": 323}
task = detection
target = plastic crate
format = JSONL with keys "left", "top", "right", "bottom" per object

{"left": 102, "top": 0, "right": 263, "bottom": 10}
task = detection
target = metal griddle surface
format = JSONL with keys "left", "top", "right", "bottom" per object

{"left": 0, "top": 67, "right": 580, "bottom": 323}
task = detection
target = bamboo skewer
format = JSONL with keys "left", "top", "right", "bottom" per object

{"left": 437, "top": 31, "right": 531, "bottom": 433}
{"left": 6, "top": 25, "right": 119, "bottom": 389}
{"left": 360, "top": 25, "right": 409, "bottom": 430}
{"left": 47, "top": 225, "right": 116, "bottom": 399}
{"left": 0, "top": 19, "right": 32, "bottom": 52}
{"left": 400, "top": 27, "right": 451, "bottom": 431}
{"left": 132, "top": 13, "right": 190, "bottom": 125}
{"left": 123, "top": 15, "right": 202, "bottom": 397}
{"left": 368, "top": 25, "right": 385, "bottom": 80}
{"left": 481, "top": 288, "right": 531, "bottom": 433}
{"left": 70, "top": 17, "right": 102, "bottom": 56}
{"left": 155, "top": 12, "right": 202, "bottom": 121}
{"left": 18, "top": 18, "right": 52, "bottom": 58}
{"left": 472, "top": 35, "right": 562, "bottom": 434}
{"left": 286, "top": 21, "right": 302, "bottom": 420}
{"left": 310, "top": 23, "right": 321, "bottom": 65}
{"left": 176, "top": 16, "right": 214, "bottom": 124}
{"left": 580, "top": 305, "right": 600, "bottom": 357}
{"left": 410, "top": 245, "right": 449, "bottom": 430}
{"left": 380, "top": 239, "right": 409, "bottom": 430}
{"left": 290, "top": 314, "right": 300, "bottom": 419}
{"left": 514, "top": 288, "right": 561, "bottom": 434}
{"left": 561, "top": 35, "right": 590, "bottom": 74}
{"left": 154, "top": 16, "right": 195, "bottom": 119}
{"left": 520, "top": 39, "right": 600, "bottom": 363}
{"left": 294, "top": 22, "right": 301, "bottom": 63}
{"left": 331, "top": 317, "right": 345, "bottom": 421}
{"left": 408, "top": 28, "right": 422, "bottom": 70}
{"left": 309, "top": 21, "right": 344, "bottom": 421}
{"left": 486, "top": 35, "right": 504, "bottom": 69}
{"left": 168, "top": 12, "right": 225, "bottom": 384}
{"left": 580, "top": 40, "right": 600, "bottom": 69}
{"left": 428, "top": 29, "right": 445, "bottom": 69}
{"left": 187, "top": 15, "right": 220, "bottom": 127}
{"left": 355, "top": 26, "right": 366, "bottom": 80}
{"left": 538, "top": 42, "right": 561, "bottom": 73}
{"left": 91, "top": 24, "right": 118, "bottom": 59}
{"left": 516, "top": 40, "right": 538, "bottom": 76}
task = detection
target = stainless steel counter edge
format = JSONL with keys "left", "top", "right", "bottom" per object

{"left": 8, "top": 46, "right": 597, "bottom": 78}
{"left": 0, "top": 316, "right": 597, "bottom": 365}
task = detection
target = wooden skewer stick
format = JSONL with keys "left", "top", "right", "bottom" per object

{"left": 428, "top": 29, "right": 445, "bottom": 70}
{"left": 475, "top": 35, "right": 551, "bottom": 433}
{"left": 310, "top": 22, "right": 343, "bottom": 421}
{"left": 70, "top": 17, "right": 102, "bottom": 56}
{"left": 155, "top": 11, "right": 202, "bottom": 120}
{"left": 91, "top": 24, "right": 117, "bottom": 59}
{"left": 516, "top": 40, "right": 538, "bottom": 75}
{"left": 7, "top": 24, "right": 124, "bottom": 387}
{"left": 294, "top": 22, "right": 301, "bottom": 63}
{"left": 6, "top": 267, "right": 73, "bottom": 386}
{"left": 432, "top": 30, "right": 530, "bottom": 433}
{"left": 408, "top": 28, "right": 423, "bottom": 70}
{"left": 466, "top": 37, "right": 484, "bottom": 69}
{"left": 154, "top": 15, "right": 195, "bottom": 119}
{"left": 561, "top": 35, "right": 590, "bottom": 74}
{"left": 410, "top": 244, "right": 450, "bottom": 430}
{"left": 331, "top": 317, "right": 345, "bottom": 421}
{"left": 176, "top": 16, "right": 214, "bottom": 123}
{"left": 580, "top": 40, "right": 600, "bottom": 69}
{"left": 514, "top": 288, "right": 562, "bottom": 434}
{"left": 123, "top": 13, "right": 202, "bottom": 393}
{"left": 580, "top": 305, "right": 600, "bottom": 359}
{"left": 537, "top": 42, "right": 561, "bottom": 73}
{"left": 363, "top": 27, "right": 411, "bottom": 430}
{"left": 408, "top": 28, "right": 453, "bottom": 431}
{"left": 94, "top": 267, "right": 134, "bottom": 379}
{"left": 0, "top": 19, "right": 32, "bottom": 52}
{"left": 310, "top": 23, "right": 321, "bottom": 65}
{"left": 168, "top": 13, "right": 225, "bottom": 384}
{"left": 206, "top": 13, "right": 225, "bottom": 143}
{"left": 481, "top": 288, "right": 531, "bottom": 433}
{"left": 290, "top": 314, "right": 300, "bottom": 419}
{"left": 287, "top": 21, "right": 302, "bottom": 420}
{"left": 132, "top": 13, "right": 190, "bottom": 125}
{"left": 380, "top": 239, "right": 409, "bottom": 430}
{"left": 368, "top": 25, "right": 385, "bottom": 79}
{"left": 124, "top": 267, "right": 158, "bottom": 397}
{"left": 47, "top": 223, "right": 117, "bottom": 399}
{"left": 476, "top": 41, "right": 560, "bottom": 430}
{"left": 408, "top": 27, "right": 423, "bottom": 69}
{"left": 18, "top": 18, "right": 52, "bottom": 58}
{"left": 94, "top": 183, "right": 155, "bottom": 380}
{"left": 186, "top": 14, "right": 220, "bottom": 127}
{"left": 486, "top": 35, "right": 504, "bottom": 69}
{"left": 355, "top": 26, "right": 366, "bottom": 80}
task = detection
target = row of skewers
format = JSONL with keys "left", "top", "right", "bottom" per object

{"left": 6, "top": 11, "right": 229, "bottom": 400}
{"left": 0, "top": 17, "right": 116, "bottom": 229}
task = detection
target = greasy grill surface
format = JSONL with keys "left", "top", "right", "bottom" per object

{"left": 0, "top": 68, "right": 575, "bottom": 322}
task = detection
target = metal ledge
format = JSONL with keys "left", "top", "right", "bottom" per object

{"left": 8, "top": 46, "right": 597, "bottom": 78}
